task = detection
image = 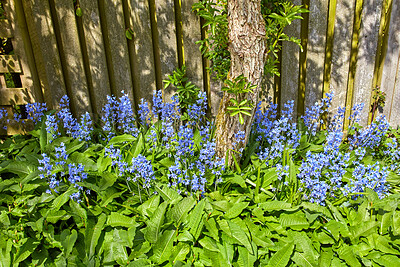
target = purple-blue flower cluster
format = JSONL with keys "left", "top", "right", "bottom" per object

{"left": 38, "top": 142, "right": 88, "bottom": 201}
{"left": 101, "top": 92, "right": 138, "bottom": 139}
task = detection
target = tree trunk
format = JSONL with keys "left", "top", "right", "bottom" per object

{"left": 215, "top": 0, "right": 267, "bottom": 165}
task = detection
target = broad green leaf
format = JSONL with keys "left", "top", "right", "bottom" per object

{"left": 98, "top": 172, "right": 117, "bottom": 191}
{"left": 199, "top": 236, "right": 220, "bottom": 252}
{"left": 393, "top": 210, "right": 400, "bottom": 236}
{"left": 144, "top": 201, "right": 167, "bottom": 243}
{"left": 170, "top": 243, "right": 190, "bottom": 263}
{"left": 13, "top": 238, "right": 39, "bottom": 264}
{"left": 337, "top": 245, "right": 361, "bottom": 267}
{"left": 103, "top": 229, "right": 129, "bottom": 265}
{"left": 188, "top": 199, "right": 206, "bottom": 238}
{"left": 51, "top": 189, "right": 73, "bottom": 211}
{"left": 107, "top": 212, "right": 139, "bottom": 228}
{"left": 237, "top": 245, "right": 257, "bottom": 267}
{"left": 373, "top": 255, "right": 400, "bottom": 266}
{"left": 66, "top": 139, "right": 85, "bottom": 155}
{"left": 318, "top": 248, "right": 334, "bottom": 267}
{"left": 204, "top": 217, "right": 219, "bottom": 241}
{"left": 3, "top": 161, "right": 36, "bottom": 177}
{"left": 224, "top": 202, "right": 249, "bottom": 219}
{"left": 131, "top": 134, "right": 144, "bottom": 157}
{"left": 151, "top": 229, "right": 175, "bottom": 264}
{"left": 0, "top": 211, "right": 10, "bottom": 227}
{"left": 46, "top": 210, "right": 71, "bottom": 223}
{"left": 267, "top": 242, "right": 294, "bottom": 267}
{"left": 100, "top": 188, "right": 126, "bottom": 207}
{"left": 69, "top": 152, "right": 97, "bottom": 171}
{"left": 138, "top": 195, "right": 160, "bottom": 218}
{"left": 259, "top": 201, "right": 292, "bottom": 211}
{"left": 108, "top": 134, "right": 136, "bottom": 145}
{"left": 156, "top": 185, "right": 182, "bottom": 204}
{"left": 279, "top": 212, "right": 309, "bottom": 230}
{"left": 291, "top": 231, "right": 318, "bottom": 266}
{"left": 89, "top": 213, "right": 107, "bottom": 260}
{"left": 228, "top": 220, "right": 253, "bottom": 254}
{"left": 170, "top": 197, "right": 196, "bottom": 226}
{"left": 350, "top": 221, "right": 378, "bottom": 242}
{"left": 61, "top": 229, "right": 77, "bottom": 256}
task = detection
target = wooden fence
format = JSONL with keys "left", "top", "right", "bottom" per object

{"left": 0, "top": 0, "right": 400, "bottom": 135}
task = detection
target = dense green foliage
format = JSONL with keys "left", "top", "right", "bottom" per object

{"left": 1, "top": 88, "right": 400, "bottom": 265}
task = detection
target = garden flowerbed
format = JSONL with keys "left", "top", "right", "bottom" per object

{"left": 0, "top": 90, "right": 399, "bottom": 266}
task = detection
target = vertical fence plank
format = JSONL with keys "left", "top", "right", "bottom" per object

{"left": 127, "top": 0, "right": 156, "bottom": 103}
{"left": 381, "top": 1, "right": 400, "bottom": 125}
{"left": 390, "top": 56, "right": 400, "bottom": 126}
{"left": 281, "top": 0, "right": 301, "bottom": 117}
{"left": 54, "top": 0, "right": 92, "bottom": 116}
{"left": 80, "top": 0, "right": 111, "bottom": 116}
{"left": 329, "top": 0, "right": 355, "bottom": 113}
{"left": 6, "top": 0, "right": 43, "bottom": 104}
{"left": 155, "top": 0, "right": 179, "bottom": 100}
{"left": 352, "top": 0, "right": 383, "bottom": 126}
{"left": 181, "top": 0, "right": 203, "bottom": 90}
{"left": 22, "top": 0, "right": 66, "bottom": 109}
{"left": 102, "top": 0, "right": 134, "bottom": 101}
{"left": 304, "top": 0, "right": 329, "bottom": 109}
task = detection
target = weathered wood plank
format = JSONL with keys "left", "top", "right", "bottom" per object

{"left": 7, "top": 0, "right": 43, "bottom": 103}
{"left": 0, "top": 19, "right": 13, "bottom": 38}
{"left": 55, "top": 0, "right": 92, "bottom": 116}
{"left": 80, "top": 0, "right": 111, "bottom": 116}
{"left": 0, "top": 55, "right": 21, "bottom": 73}
{"left": 330, "top": 0, "right": 355, "bottom": 113}
{"left": 155, "top": 0, "right": 179, "bottom": 100}
{"left": 0, "top": 88, "right": 34, "bottom": 105}
{"left": 281, "top": 0, "right": 301, "bottom": 117}
{"left": 390, "top": 56, "right": 400, "bottom": 126}
{"left": 381, "top": 0, "right": 400, "bottom": 125}
{"left": 127, "top": 0, "right": 156, "bottom": 103}
{"left": 181, "top": 0, "right": 203, "bottom": 91}
{"left": 22, "top": 0, "right": 67, "bottom": 109}
{"left": 304, "top": 0, "right": 329, "bottom": 109}
{"left": 102, "top": 0, "right": 134, "bottom": 101}
{"left": 352, "top": 0, "right": 383, "bottom": 126}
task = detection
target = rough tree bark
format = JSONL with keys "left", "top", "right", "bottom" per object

{"left": 215, "top": 0, "right": 267, "bottom": 165}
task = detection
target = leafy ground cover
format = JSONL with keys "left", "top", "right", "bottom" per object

{"left": 0, "top": 89, "right": 400, "bottom": 266}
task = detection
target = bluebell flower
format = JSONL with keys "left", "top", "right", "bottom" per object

{"left": 45, "top": 114, "right": 59, "bottom": 141}
{"left": 26, "top": 102, "right": 47, "bottom": 124}
{"left": 55, "top": 142, "right": 68, "bottom": 166}
{"left": 138, "top": 98, "right": 151, "bottom": 126}
{"left": 129, "top": 154, "right": 155, "bottom": 188}
{"left": 0, "top": 108, "right": 9, "bottom": 130}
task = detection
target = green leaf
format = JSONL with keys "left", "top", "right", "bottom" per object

{"left": 259, "top": 201, "right": 292, "bottom": 211}
{"left": 350, "top": 221, "right": 378, "bottom": 242}
{"left": 188, "top": 199, "right": 206, "bottom": 238}
{"left": 144, "top": 201, "right": 167, "bottom": 243}
{"left": 237, "top": 245, "right": 257, "bottom": 267}
{"left": 224, "top": 202, "right": 249, "bottom": 219}
{"left": 170, "top": 197, "right": 196, "bottom": 226}
{"left": 89, "top": 213, "right": 106, "bottom": 260}
{"left": 108, "top": 134, "right": 136, "bottom": 145}
{"left": 152, "top": 229, "right": 175, "bottom": 264}
{"left": 279, "top": 212, "right": 309, "bottom": 230}
{"left": 199, "top": 236, "right": 220, "bottom": 252}
{"left": 318, "top": 248, "right": 334, "bottom": 267}
{"left": 373, "top": 255, "right": 400, "bottom": 266}
{"left": 267, "top": 242, "right": 294, "bottom": 267}
{"left": 170, "top": 243, "right": 190, "bottom": 263}
{"left": 138, "top": 195, "right": 160, "bottom": 218}
{"left": 131, "top": 133, "right": 144, "bottom": 157}
{"left": 125, "top": 28, "right": 133, "bottom": 39}
{"left": 107, "top": 212, "right": 139, "bottom": 228}
{"left": 337, "top": 245, "right": 361, "bottom": 267}
{"left": 228, "top": 220, "right": 253, "bottom": 254}
{"left": 156, "top": 185, "right": 183, "bottom": 204}
{"left": 75, "top": 7, "right": 82, "bottom": 16}
{"left": 13, "top": 238, "right": 39, "bottom": 264}
{"left": 61, "top": 229, "right": 77, "bottom": 256}
{"left": 51, "top": 189, "right": 73, "bottom": 211}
